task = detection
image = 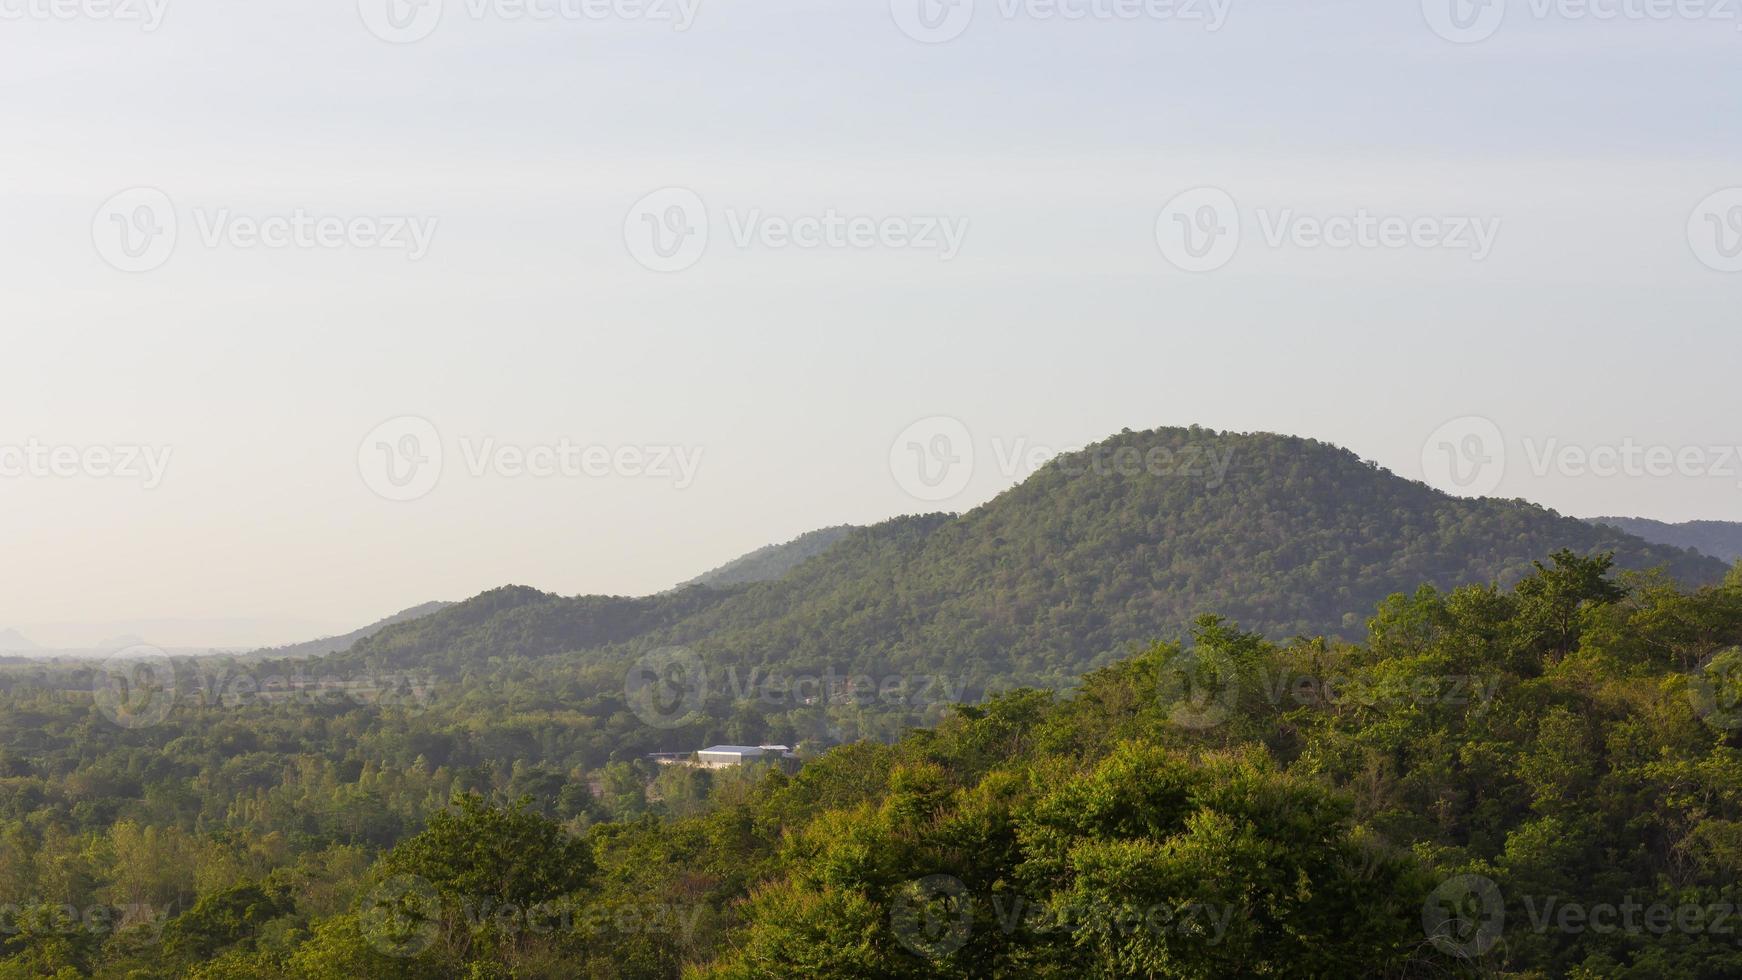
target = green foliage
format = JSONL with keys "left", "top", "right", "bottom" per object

{"left": 161, "top": 878, "right": 293, "bottom": 962}
{"left": 380, "top": 794, "right": 591, "bottom": 910}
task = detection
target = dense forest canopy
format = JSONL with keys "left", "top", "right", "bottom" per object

{"left": 2, "top": 552, "right": 1741, "bottom": 976}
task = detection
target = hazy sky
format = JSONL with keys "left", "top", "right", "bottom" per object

{"left": 2, "top": 0, "right": 1738, "bottom": 647}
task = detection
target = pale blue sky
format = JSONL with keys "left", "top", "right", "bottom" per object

{"left": 1, "top": 0, "right": 1738, "bottom": 646}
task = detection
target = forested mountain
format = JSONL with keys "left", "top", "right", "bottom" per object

{"left": 675, "top": 525, "right": 860, "bottom": 590}
{"left": 334, "top": 427, "right": 1723, "bottom": 689}
{"left": 1590, "top": 516, "right": 1742, "bottom": 563}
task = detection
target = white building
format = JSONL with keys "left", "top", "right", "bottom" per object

{"left": 694, "top": 744, "right": 796, "bottom": 769}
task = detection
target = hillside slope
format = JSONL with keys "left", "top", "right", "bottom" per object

{"left": 676, "top": 525, "right": 860, "bottom": 589}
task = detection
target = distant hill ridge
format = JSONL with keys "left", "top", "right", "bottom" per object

{"left": 1588, "top": 516, "right": 1742, "bottom": 564}
{"left": 322, "top": 427, "right": 1727, "bottom": 687}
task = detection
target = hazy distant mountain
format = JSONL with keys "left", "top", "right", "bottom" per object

{"left": 677, "top": 526, "right": 861, "bottom": 589}
{"left": 251, "top": 601, "right": 454, "bottom": 659}
{"left": 0, "top": 629, "right": 38, "bottom": 652}
{"left": 332, "top": 427, "right": 1727, "bottom": 684}
{"left": 1588, "top": 517, "right": 1742, "bottom": 564}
